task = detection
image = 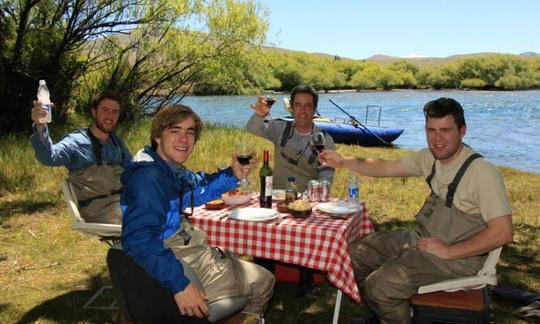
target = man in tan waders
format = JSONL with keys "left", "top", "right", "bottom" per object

{"left": 320, "top": 97, "right": 513, "bottom": 324}
{"left": 31, "top": 90, "right": 132, "bottom": 224}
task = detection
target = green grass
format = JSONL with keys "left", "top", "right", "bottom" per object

{"left": 1, "top": 120, "right": 539, "bottom": 323}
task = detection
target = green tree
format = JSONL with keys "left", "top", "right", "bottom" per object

{"left": 349, "top": 63, "right": 380, "bottom": 90}
{"left": 74, "top": 0, "right": 269, "bottom": 116}
{"left": 460, "top": 78, "right": 487, "bottom": 89}
{"left": 0, "top": 0, "right": 269, "bottom": 134}
{"left": 0, "top": 0, "right": 169, "bottom": 135}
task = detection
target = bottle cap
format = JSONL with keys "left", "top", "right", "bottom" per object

{"left": 39, "top": 80, "right": 46, "bottom": 85}
{"left": 288, "top": 177, "right": 295, "bottom": 182}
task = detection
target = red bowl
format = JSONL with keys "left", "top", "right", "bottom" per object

{"left": 205, "top": 199, "right": 225, "bottom": 210}
{"left": 277, "top": 201, "right": 290, "bottom": 213}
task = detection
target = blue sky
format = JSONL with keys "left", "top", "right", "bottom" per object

{"left": 262, "top": 0, "right": 540, "bottom": 59}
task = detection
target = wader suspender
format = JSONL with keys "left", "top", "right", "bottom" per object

{"left": 86, "top": 128, "right": 125, "bottom": 165}
{"left": 86, "top": 128, "right": 104, "bottom": 165}
{"left": 77, "top": 129, "right": 124, "bottom": 207}
{"left": 279, "top": 121, "right": 318, "bottom": 165}
{"left": 178, "top": 178, "right": 193, "bottom": 244}
{"left": 279, "top": 120, "right": 294, "bottom": 148}
{"left": 425, "top": 153, "right": 483, "bottom": 207}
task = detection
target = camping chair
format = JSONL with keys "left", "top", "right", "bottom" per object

{"left": 60, "top": 179, "right": 121, "bottom": 243}
{"left": 411, "top": 246, "right": 503, "bottom": 323}
{"left": 60, "top": 178, "right": 122, "bottom": 310}
{"left": 107, "top": 248, "right": 248, "bottom": 323}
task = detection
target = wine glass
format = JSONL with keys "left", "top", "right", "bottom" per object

{"left": 310, "top": 132, "right": 326, "bottom": 165}
{"left": 235, "top": 142, "right": 254, "bottom": 190}
{"left": 263, "top": 90, "right": 277, "bottom": 108}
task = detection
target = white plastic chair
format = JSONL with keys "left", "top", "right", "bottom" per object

{"left": 61, "top": 179, "right": 121, "bottom": 241}
{"left": 417, "top": 246, "right": 502, "bottom": 294}
{"left": 60, "top": 178, "right": 122, "bottom": 310}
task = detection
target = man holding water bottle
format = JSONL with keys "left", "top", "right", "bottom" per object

{"left": 320, "top": 97, "right": 513, "bottom": 324}
{"left": 30, "top": 89, "right": 132, "bottom": 224}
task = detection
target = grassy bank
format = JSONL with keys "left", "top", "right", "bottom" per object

{"left": 1, "top": 120, "right": 539, "bottom": 323}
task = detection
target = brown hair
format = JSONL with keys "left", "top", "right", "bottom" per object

{"left": 423, "top": 97, "right": 466, "bottom": 128}
{"left": 90, "top": 89, "right": 123, "bottom": 110}
{"left": 290, "top": 85, "right": 319, "bottom": 109}
{"left": 150, "top": 105, "right": 203, "bottom": 150}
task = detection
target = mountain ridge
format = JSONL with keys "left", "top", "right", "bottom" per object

{"left": 262, "top": 46, "right": 539, "bottom": 67}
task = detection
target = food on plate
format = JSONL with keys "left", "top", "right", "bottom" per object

{"left": 222, "top": 189, "right": 251, "bottom": 205}
{"left": 226, "top": 189, "right": 243, "bottom": 196}
{"left": 205, "top": 199, "right": 225, "bottom": 210}
{"left": 288, "top": 199, "right": 311, "bottom": 211}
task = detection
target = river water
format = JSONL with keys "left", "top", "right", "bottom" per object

{"left": 177, "top": 90, "right": 540, "bottom": 174}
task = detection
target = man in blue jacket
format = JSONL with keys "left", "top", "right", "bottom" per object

{"left": 120, "top": 105, "right": 275, "bottom": 322}
{"left": 31, "top": 90, "right": 132, "bottom": 224}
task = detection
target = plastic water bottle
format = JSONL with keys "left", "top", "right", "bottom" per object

{"left": 348, "top": 174, "right": 360, "bottom": 204}
{"left": 37, "top": 80, "right": 52, "bottom": 123}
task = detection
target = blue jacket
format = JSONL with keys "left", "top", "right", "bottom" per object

{"left": 120, "top": 146, "right": 238, "bottom": 294}
{"left": 31, "top": 125, "right": 132, "bottom": 171}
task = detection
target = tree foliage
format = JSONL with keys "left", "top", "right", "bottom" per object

{"left": 0, "top": 0, "right": 269, "bottom": 134}
{"left": 257, "top": 52, "right": 540, "bottom": 93}
{"left": 1, "top": 0, "right": 170, "bottom": 134}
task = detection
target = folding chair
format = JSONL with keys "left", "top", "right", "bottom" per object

{"left": 411, "top": 247, "right": 503, "bottom": 323}
{"left": 60, "top": 179, "right": 121, "bottom": 243}
{"left": 60, "top": 179, "right": 122, "bottom": 310}
{"left": 107, "top": 248, "right": 248, "bottom": 323}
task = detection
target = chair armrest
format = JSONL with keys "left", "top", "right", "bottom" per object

{"left": 418, "top": 275, "right": 497, "bottom": 294}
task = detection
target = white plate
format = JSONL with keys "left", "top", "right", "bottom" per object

{"left": 272, "top": 189, "right": 286, "bottom": 200}
{"left": 229, "top": 207, "right": 279, "bottom": 222}
{"left": 317, "top": 201, "right": 363, "bottom": 214}
{"left": 272, "top": 189, "right": 301, "bottom": 201}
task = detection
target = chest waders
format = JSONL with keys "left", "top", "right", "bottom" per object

{"left": 414, "top": 153, "right": 486, "bottom": 245}
{"left": 67, "top": 129, "right": 124, "bottom": 224}
{"left": 276, "top": 121, "right": 320, "bottom": 190}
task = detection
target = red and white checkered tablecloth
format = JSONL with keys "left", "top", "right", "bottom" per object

{"left": 190, "top": 197, "right": 374, "bottom": 302}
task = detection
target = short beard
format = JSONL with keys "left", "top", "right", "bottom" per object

{"left": 94, "top": 120, "right": 115, "bottom": 134}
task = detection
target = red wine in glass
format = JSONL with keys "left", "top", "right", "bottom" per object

{"left": 314, "top": 144, "right": 325, "bottom": 153}
{"left": 237, "top": 154, "right": 252, "bottom": 165}
{"left": 265, "top": 97, "right": 277, "bottom": 108}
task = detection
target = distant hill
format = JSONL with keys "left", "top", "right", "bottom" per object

{"left": 519, "top": 52, "right": 539, "bottom": 56}
{"left": 262, "top": 46, "right": 539, "bottom": 67}
{"left": 365, "top": 52, "right": 511, "bottom": 67}
{"left": 261, "top": 46, "right": 356, "bottom": 61}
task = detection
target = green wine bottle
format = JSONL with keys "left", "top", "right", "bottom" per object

{"left": 259, "top": 150, "right": 273, "bottom": 208}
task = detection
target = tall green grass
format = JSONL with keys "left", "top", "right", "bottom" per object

{"left": 0, "top": 120, "right": 539, "bottom": 323}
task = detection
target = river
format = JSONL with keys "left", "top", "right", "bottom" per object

{"left": 176, "top": 90, "right": 540, "bottom": 174}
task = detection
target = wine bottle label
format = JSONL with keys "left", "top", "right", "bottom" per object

{"left": 264, "top": 176, "right": 273, "bottom": 197}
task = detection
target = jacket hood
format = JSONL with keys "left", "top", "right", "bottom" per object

{"left": 121, "top": 146, "right": 173, "bottom": 186}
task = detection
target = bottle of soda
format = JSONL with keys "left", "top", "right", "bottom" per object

{"left": 285, "top": 177, "right": 297, "bottom": 203}
{"left": 259, "top": 150, "right": 273, "bottom": 208}
{"left": 348, "top": 174, "right": 360, "bottom": 204}
{"left": 37, "top": 80, "right": 52, "bottom": 123}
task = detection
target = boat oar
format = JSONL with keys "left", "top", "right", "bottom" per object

{"left": 328, "top": 99, "right": 394, "bottom": 147}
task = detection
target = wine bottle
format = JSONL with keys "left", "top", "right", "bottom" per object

{"left": 259, "top": 150, "right": 273, "bottom": 208}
